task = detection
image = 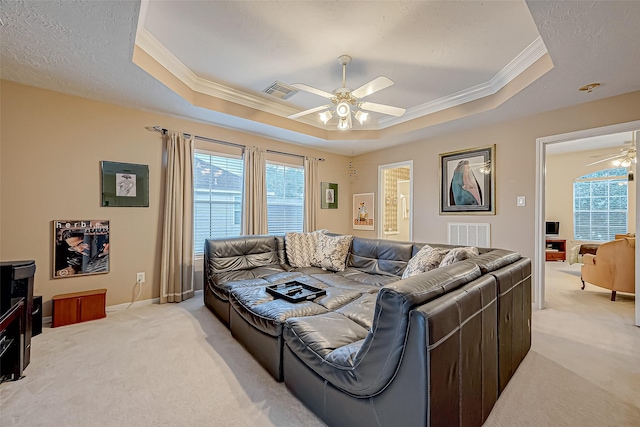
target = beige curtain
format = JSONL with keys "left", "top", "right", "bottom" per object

{"left": 304, "top": 156, "right": 319, "bottom": 232}
{"left": 160, "top": 131, "right": 195, "bottom": 303}
{"left": 242, "top": 146, "right": 268, "bottom": 235}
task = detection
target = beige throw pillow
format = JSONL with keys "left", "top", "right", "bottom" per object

{"left": 438, "top": 247, "right": 479, "bottom": 268}
{"left": 285, "top": 230, "right": 325, "bottom": 268}
{"left": 402, "top": 245, "right": 450, "bottom": 279}
{"left": 311, "top": 233, "right": 353, "bottom": 272}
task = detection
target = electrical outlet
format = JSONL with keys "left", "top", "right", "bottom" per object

{"left": 136, "top": 272, "right": 145, "bottom": 283}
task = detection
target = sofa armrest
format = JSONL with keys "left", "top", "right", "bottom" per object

{"left": 582, "top": 254, "right": 596, "bottom": 266}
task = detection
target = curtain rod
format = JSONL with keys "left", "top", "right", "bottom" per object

{"left": 147, "top": 126, "right": 324, "bottom": 161}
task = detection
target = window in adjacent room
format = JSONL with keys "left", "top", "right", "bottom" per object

{"left": 573, "top": 167, "right": 628, "bottom": 241}
{"left": 266, "top": 161, "right": 304, "bottom": 233}
{"left": 193, "top": 150, "right": 244, "bottom": 255}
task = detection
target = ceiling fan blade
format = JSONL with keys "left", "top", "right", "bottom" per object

{"left": 359, "top": 101, "right": 406, "bottom": 117}
{"left": 288, "top": 104, "right": 332, "bottom": 119}
{"left": 291, "top": 83, "right": 333, "bottom": 99}
{"left": 585, "top": 154, "right": 627, "bottom": 166}
{"left": 352, "top": 76, "right": 394, "bottom": 99}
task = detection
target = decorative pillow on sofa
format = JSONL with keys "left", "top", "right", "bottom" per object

{"left": 402, "top": 245, "right": 451, "bottom": 279}
{"left": 439, "top": 246, "right": 479, "bottom": 268}
{"left": 311, "top": 233, "right": 353, "bottom": 272}
{"left": 285, "top": 230, "right": 326, "bottom": 268}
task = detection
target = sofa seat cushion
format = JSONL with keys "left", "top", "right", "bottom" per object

{"left": 210, "top": 269, "right": 295, "bottom": 301}
{"left": 336, "top": 293, "right": 377, "bottom": 330}
{"left": 285, "top": 312, "right": 369, "bottom": 364}
{"left": 213, "top": 264, "right": 286, "bottom": 288}
{"left": 334, "top": 268, "right": 398, "bottom": 286}
{"left": 231, "top": 285, "right": 329, "bottom": 337}
{"left": 313, "top": 287, "right": 365, "bottom": 311}
{"left": 290, "top": 266, "right": 331, "bottom": 275}
{"left": 311, "top": 273, "right": 381, "bottom": 293}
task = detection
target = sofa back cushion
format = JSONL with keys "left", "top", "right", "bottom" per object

{"left": 348, "top": 237, "right": 413, "bottom": 276}
{"left": 470, "top": 249, "right": 521, "bottom": 275}
{"left": 205, "top": 235, "right": 279, "bottom": 273}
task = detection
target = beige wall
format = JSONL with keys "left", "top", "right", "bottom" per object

{"left": 0, "top": 81, "right": 351, "bottom": 316}
{"left": 546, "top": 147, "right": 636, "bottom": 245}
{"left": 351, "top": 91, "right": 640, "bottom": 261}
{"left": 3, "top": 79, "right": 639, "bottom": 317}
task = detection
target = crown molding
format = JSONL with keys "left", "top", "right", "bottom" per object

{"left": 136, "top": 26, "right": 547, "bottom": 133}
{"left": 378, "top": 36, "right": 548, "bottom": 128}
{"left": 134, "top": 28, "right": 299, "bottom": 118}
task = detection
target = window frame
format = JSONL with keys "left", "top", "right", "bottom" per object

{"left": 572, "top": 167, "right": 628, "bottom": 242}
{"left": 193, "top": 149, "right": 244, "bottom": 258}
{"left": 265, "top": 160, "right": 305, "bottom": 234}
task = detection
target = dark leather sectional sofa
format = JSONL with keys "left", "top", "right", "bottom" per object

{"left": 204, "top": 234, "right": 531, "bottom": 427}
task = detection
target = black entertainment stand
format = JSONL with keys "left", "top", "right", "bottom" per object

{"left": 0, "top": 260, "right": 36, "bottom": 380}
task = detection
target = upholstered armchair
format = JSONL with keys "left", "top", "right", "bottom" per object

{"left": 581, "top": 237, "right": 636, "bottom": 301}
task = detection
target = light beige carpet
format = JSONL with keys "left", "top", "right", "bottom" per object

{"left": 1, "top": 265, "right": 639, "bottom": 426}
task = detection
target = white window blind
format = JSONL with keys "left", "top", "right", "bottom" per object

{"left": 266, "top": 162, "right": 304, "bottom": 234}
{"left": 573, "top": 168, "right": 628, "bottom": 242}
{"left": 193, "top": 151, "right": 243, "bottom": 255}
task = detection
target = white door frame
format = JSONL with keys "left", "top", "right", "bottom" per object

{"left": 534, "top": 120, "right": 640, "bottom": 326}
{"left": 378, "top": 160, "right": 414, "bottom": 240}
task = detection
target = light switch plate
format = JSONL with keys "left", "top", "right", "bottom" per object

{"left": 517, "top": 196, "right": 526, "bottom": 207}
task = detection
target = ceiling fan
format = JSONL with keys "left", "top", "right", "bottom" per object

{"left": 585, "top": 131, "right": 637, "bottom": 167}
{"left": 287, "top": 55, "right": 406, "bottom": 130}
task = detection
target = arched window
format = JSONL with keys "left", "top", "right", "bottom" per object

{"left": 573, "top": 167, "right": 628, "bottom": 241}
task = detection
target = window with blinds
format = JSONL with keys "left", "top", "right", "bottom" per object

{"left": 266, "top": 162, "right": 304, "bottom": 234}
{"left": 573, "top": 167, "right": 628, "bottom": 242}
{"left": 194, "top": 151, "right": 243, "bottom": 255}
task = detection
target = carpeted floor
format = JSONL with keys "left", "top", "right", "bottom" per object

{"left": 485, "top": 261, "right": 639, "bottom": 427}
{"left": 1, "top": 263, "right": 639, "bottom": 426}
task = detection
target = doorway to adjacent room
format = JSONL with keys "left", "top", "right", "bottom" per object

{"left": 378, "top": 161, "right": 413, "bottom": 241}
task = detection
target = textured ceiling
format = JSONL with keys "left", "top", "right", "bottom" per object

{"left": 1, "top": 1, "right": 640, "bottom": 156}
{"left": 143, "top": 1, "right": 539, "bottom": 111}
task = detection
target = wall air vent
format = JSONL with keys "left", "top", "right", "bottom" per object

{"left": 448, "top": 223, "right": 491, "bottom": 247}
{"left": 263, "top": 81, "right": 298, "bottom": 100}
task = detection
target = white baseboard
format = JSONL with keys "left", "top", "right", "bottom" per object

{"left": 41, "top": 290, "right": 203, "bottom": 325}
{"left": 106, "top": 297, "right": 161, "bottom": 313}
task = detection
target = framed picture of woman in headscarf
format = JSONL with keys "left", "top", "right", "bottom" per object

{"left": 439, "top": 145, "right": 495, "bottom": 215}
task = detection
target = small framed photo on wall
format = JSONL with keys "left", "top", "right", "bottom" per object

{"left": 101, "top": 161, "right": 149, "bottom": 207}
{"left": 353, "top": 193, "right": 375, "bottom": 230}
{"left": 321, "top": 182, "right": 338, "bottom": 209}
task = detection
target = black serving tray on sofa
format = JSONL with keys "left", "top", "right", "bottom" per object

{"left": 266, "top": 281, "right": 326, "bottom": 303}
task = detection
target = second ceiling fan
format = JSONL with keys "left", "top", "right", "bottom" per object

{"left": 288, "top": 55, "right": 406, "bottom": 130}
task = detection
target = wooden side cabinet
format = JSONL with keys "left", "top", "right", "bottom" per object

{"left": 52, "top": 289, "right": 107, "bottom": 328}
{"left": 545, "top": 239, "right": 566, "bottom": 262}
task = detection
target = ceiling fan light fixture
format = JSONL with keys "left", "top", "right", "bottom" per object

{"left": 621, "top": 158, "right": 632, "bottom": 168}
{"left": 355, "top": 110, "right": 368, "bottom": 125}
{"left": 319, "top": 110, "right": 333, "bottom": 125}
{"left": 336, "top": 101, "right": 350, "bottom": 118}
{"left": 338, "top": 115, "right": 351, "bottom": 131}
{"left": 612, "top": 159, "right": 622, "bottom": 166}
